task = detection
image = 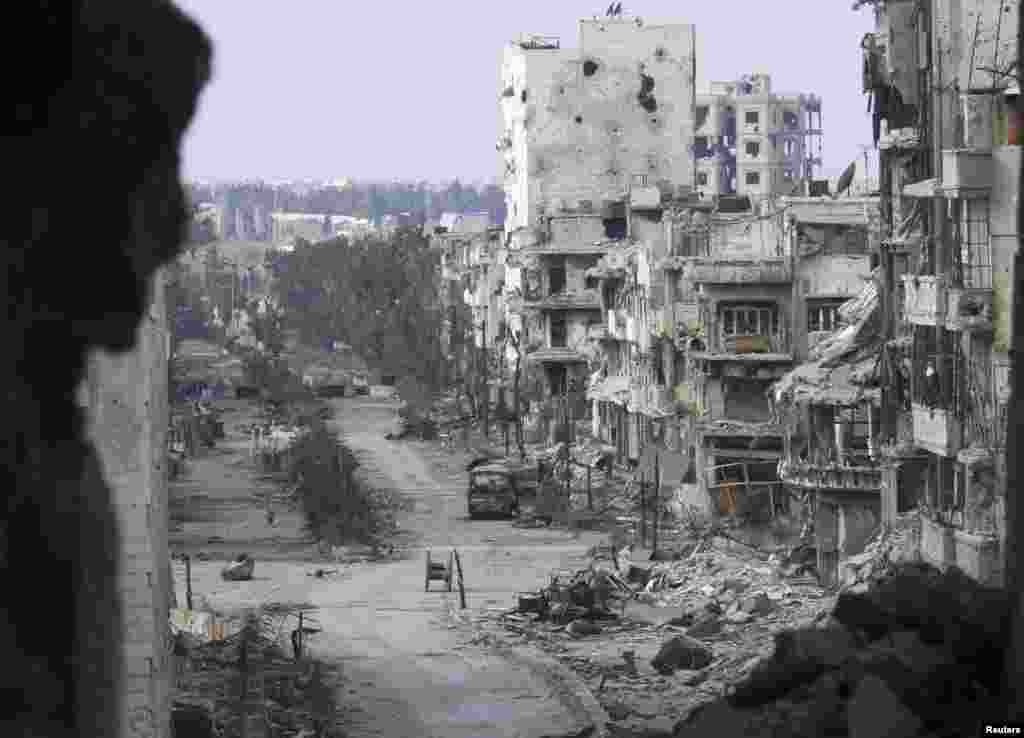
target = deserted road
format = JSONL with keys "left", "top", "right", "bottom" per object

{"left": 175, "top": 396, "right": 604, "bottom": 738}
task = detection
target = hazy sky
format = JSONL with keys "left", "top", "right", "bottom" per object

{"left": 174, "top": 1, "right": 877, "bottom": 185}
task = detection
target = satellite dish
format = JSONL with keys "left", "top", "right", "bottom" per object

{"left": 835, "top": 161, "right": 857, "bottom": 198}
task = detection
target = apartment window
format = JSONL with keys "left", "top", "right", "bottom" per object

{"left": 745, "top": 141, "right": 760, "bottom": 157}
{"left": 696, "top": 172, "right": 709, "bottom": 186}
{"left": 744, "top": 110, "right": 759, "bottom": 125}
{"left": 784, "top": 139, "right": 796, "bottom": 156}
{"left": 632, "top": 173, "right": 649, "bottom": 187}
{"left": 807, "top": 299, "right": 845, "bottom": 332}
{"left": 721, "top": 303, "right": 778, "bottom": 337}
{"left": 549, "top": 256, "right": 566, "bottom": 294}
{"left": 694, "top": 136, "right": 710, "bottom": 158}
{"left": 550, "top": 313, "right": 568, "bottom": 348}
{"left": 783, "top": 111, "right": 799, "bottom": 129}
{"left": 911, "top": 325, "right": 961, "bottom": 412}
{"left": 745, "top": 171, "right": 761, "bottom": 186}
{"left": 695, "top": 105, "right": 709, "bottom": 129}
{"left": 952, "top": 199, "right": 992, "bottom": 289}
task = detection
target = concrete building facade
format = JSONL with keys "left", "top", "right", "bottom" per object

{"left": 79, "top": 268, "right": 174, "bottom": 738}
{"left": 694, "top": 75, "right": 824, "bottom": 202}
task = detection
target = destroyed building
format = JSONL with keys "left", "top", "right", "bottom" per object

{"left": 856, "top": 0, "right": 1017, "bottom": 585}
{"left": 499, "top": 13, "right": 697, "bottom": 419}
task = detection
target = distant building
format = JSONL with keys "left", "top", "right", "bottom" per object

{"left": 694, "top": 74, "right": 823, "bottom": 202}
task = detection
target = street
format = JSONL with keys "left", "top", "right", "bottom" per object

{"left": 172, "top": 396, "right": 606, "bottom": 738}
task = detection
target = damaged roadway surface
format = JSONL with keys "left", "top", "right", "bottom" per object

{"left": 171, "top": 395, "right": 608, "bottom": 738}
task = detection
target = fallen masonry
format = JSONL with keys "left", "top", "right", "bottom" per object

{"left": 455, "top": 517, "right": 1015, "bottom": 738}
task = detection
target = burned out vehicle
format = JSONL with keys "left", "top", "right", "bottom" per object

{"left": 466, "top": 460, "right": 538, "bottom": 519}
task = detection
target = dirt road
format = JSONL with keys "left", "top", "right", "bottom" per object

{"left": 173, "top": 396, "right": 606, "bottom": 737}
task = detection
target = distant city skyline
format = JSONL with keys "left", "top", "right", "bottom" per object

{"left": 174, "top": 1, "right": 876, "bottom": 185}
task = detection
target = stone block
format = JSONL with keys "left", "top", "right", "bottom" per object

{"left": 651, "top": 634, "right": 712, "bottom": 674}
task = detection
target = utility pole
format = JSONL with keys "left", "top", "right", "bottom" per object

{"left": 481, "top": 318, "right": 489, "bottom": 439}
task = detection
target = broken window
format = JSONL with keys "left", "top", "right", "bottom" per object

{"left": 745, "top": 171, "right": 760, "bottom": 186}
{"left": 720, "top": 302, "right": 779, "bottom": 351}
{"left": 744, "top": 110, "right": 759, "bottom": 125}
{"left": 548, "top": 256, "right": 566, "bottom": 294}
{"left": 951, "top": 199, "right": 992, "bottom": 289}
{"left": 807, "top": 299, "right": 845, "bottom": 332}
{"left": 550, "top": 314, "right": 568, "bottom": 348}
{"left": 696, "top": 172, "right": 709, "bottom": 186}
{"left": 911, "top": 326, "right": 961, "bottom": 412}
{"left": 695, "top": 105, "right": 709, "bottom": 129}
{"left": 693, "top": 136, "right": 710, "bottom": 158}
{"left": 783, "top": 111, "right": 799, "bottom": 129}
{"left": 745, "top": 141, "right": 760, "bottom": 157}
{"left": 603, "top": 217, "right": 627, "bottom": 240}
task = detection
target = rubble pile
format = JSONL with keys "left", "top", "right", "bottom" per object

{"left": 459, "top": 538, "right": 837, "bottom": 736}
{"left": 675, "top": 562, "right": 1013, "bottom": 738}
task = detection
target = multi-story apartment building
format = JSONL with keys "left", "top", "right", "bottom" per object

{"left": 500, "top": 13, "right": 697, "bottom": 428}
{"left": 694, "top": 74, "right": 824, "bottom": 202}
{"left": 429, "top": 212, "right": 495, "bottom": 385}
{"left": 773, "top": 0, "right": 1019, "bottom": 586}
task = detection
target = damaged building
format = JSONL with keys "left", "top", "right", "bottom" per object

{"left": 852, "top": 0, "right": 1018, "bottom": 585}
{"left": 693, "top": 74, "right": 824, "bottom": 202}
{"left": 499, "top": 13, "right": 697, "bottom": 426}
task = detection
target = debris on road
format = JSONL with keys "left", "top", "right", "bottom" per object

{"left": 221, "top": 553, "right": 255, "bottom": 581}
{"left": 457, "top": 534, "right": 837, "bottom": 735}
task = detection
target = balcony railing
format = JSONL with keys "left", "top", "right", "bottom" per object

{"left": 778, "top": 459, "right": 882, "bottom": 492}
{"left": 902, "top": 275, "right": 945, "bottom": 326}
{"left": 683, "top": 258, "right": 792, "bottom": 284}
{"left": 525, "top": 289, "right": 602, "bottom": 310}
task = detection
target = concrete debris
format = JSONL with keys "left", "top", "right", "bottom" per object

{"left": 651, "top": 635, "right": 713, "bottom": 674}
{"left": 463, "top": 535, "right": 835, "bottom": 731}
{"left": 220, "top": 553, "right": 255, "bottom": 581}
{"left": 675, "top": 560, "right": 1013, "bottom": 737}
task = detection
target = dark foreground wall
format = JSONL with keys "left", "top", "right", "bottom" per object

{"left": 1, "top": 3, "right": 210, "bottom": 736}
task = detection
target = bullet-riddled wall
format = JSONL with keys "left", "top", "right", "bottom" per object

{"left": 501, "top": 16, "right": 696, "bottom": 234}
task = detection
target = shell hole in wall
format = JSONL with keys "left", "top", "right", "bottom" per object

{"left": 575, "top": 115, "right": 583, "bottom": 124}
{"left": 583, "top": 59, "right": 600, "bottom": 77}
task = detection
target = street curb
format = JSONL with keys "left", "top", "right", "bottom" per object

{"left": 495, "top": 645, "right": 611, "bottom": 738}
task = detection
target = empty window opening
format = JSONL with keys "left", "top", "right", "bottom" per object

{"left": 807, "top": 300, "right": 844, "bottom": 332}
{"left": 695, "top": 105, "right": 709, "bottom": 129}
{"left": 696, "top": 172, "right": 709, "bottom": 186}
{"left": 603, "top": 217, "right": 627, "bottom": 240}
{"left": 575, "top": 115, "right": 583, "bottom": 124}
{"left": 583, "top": 59, "right": 600, "bottom": 77}
{"left": 784, "top": 139, "right": 795, "bottom": 156}
{"left": 548, "top": 256, "right": 566, "bottom": 294}
{"left": 744, "top": 110, "right": 760, "bottom": 125}
{"left": 521, "top": 89, "right": 528, "bottom": 103}
{"left": 694, "top": 136, "right": 710, "bottom": 157}
{"left": 550, "top": 314, "right": 568, "bottom": 348}
{"left": 783, "top": 111, "right": 799, "bottom": 129}
{"left": 745, "top": 141, "right": 761, "bottom": 157}
{"left": 745, "top": 171, "right": 761, "bottom": 185}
